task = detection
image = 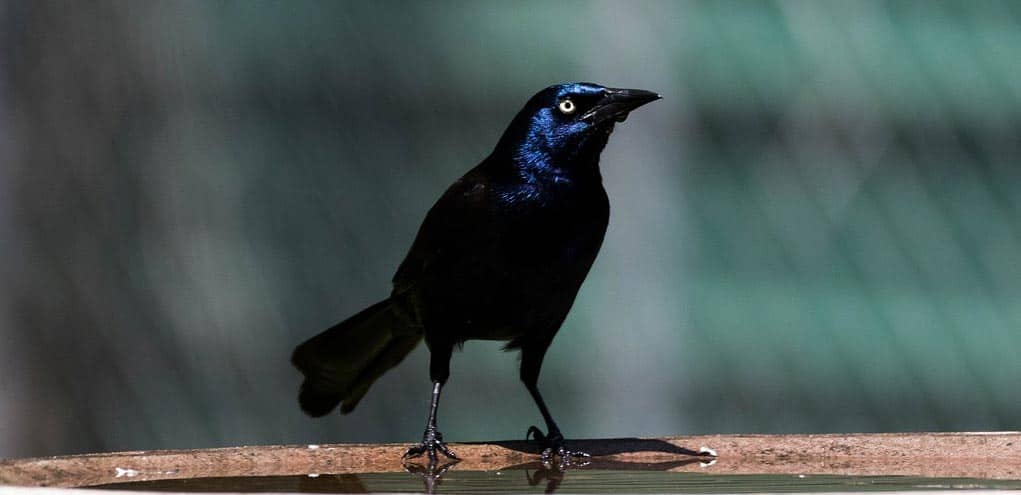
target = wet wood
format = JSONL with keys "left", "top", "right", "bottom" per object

{"left": 1, "top": 432, "right": 1019, "bottom": 488}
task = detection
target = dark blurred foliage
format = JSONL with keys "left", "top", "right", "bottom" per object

{"left": 1, "top": 1, "right": 1019, "bottom": 459}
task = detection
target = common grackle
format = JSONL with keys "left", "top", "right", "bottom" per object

{"left": 292, "top": 82, "right": 661, "bottom": 463}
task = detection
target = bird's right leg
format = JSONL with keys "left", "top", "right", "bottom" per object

{"left": 403, "top": 341, "right": 458, "bottom": 462}
{"left": 520, "top": 341, "right": 590, "bottom": 466}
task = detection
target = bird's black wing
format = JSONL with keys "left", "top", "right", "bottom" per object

{"left": 392, "top": 163, "right": 499, "bottom": 296}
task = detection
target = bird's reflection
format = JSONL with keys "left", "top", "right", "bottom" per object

{"left": 522, "top": 461, "right": 566, "bottom": 494}
{"left": 514, "top": 458, "right": 712, "bottom": 494}
{"left": 402, "top": 459, "right": 460, "bottom": 494}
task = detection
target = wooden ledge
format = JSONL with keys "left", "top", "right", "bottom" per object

{"left": 2, "top": 432, "right": 1020, "bottom": 488}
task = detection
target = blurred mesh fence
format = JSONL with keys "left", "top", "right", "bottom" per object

{"left": 1, "top": 1, "right": 1018, "bottom": 458}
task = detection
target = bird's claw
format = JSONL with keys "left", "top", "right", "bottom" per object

{"left": 540, "top": 446, "right": 591, "bottom": 469}
{"left": 403, "top": 458, "right": 459, "bottom": 476}
{"left": 526, "top": 425, "right": 591, "bottom": 468}
{"left": 403, "top": 428, "right": 459, "bottom": 462}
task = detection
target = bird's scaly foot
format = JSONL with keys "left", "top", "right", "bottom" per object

{"left": 526, "top": 426, "right": 591, "bottom": 468}
{"left": 403, "top": 427, "right": 459, "bottom": 462}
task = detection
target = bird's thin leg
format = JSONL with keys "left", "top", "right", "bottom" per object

{"left": 521, "top": 343, "right": 590, "bottom": 466}
{"left": 404, "top": 342, "right": 458, "bottom": 462}
{"left": 525, "top": 383, "right": 561, "bottom": 443}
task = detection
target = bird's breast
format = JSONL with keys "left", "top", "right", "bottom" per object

{"left": 410, "top": 177, "right": 609, "bottom": 339}
{"left": 471, "top": 186, "right": 607, "bottom": 313}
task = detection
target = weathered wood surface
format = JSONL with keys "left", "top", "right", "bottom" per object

{"left": 1, "top": 432, "right": 1019, "bottom": 488}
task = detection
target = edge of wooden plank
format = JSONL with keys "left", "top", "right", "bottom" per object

{"left": 1, "top": 432, "right": 1019, "bottom": 488}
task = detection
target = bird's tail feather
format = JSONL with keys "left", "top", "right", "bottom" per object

{"left": 292, "top": 297, "right": 422, "bottom": 417}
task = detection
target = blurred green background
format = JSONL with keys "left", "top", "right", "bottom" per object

{"left": 2, "top": 0, "right": 1019, "bottom": 459}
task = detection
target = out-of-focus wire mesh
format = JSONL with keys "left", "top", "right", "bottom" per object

{"left": 1, "top": 1, "right": 1018, "bottom": 458}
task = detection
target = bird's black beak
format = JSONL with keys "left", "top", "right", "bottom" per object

{"left": 581, "top": 87, "right": 662, "bottom": 125}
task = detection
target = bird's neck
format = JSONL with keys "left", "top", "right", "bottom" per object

{"left": 518, "top": 154, "right": 600, "bottom": 185}
{"left": 495, "top": 128, "right": 610, "bottom": 187}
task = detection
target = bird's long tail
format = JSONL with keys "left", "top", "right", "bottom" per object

{"left": 291, "top": 298, "right": 422, "bottom": 416}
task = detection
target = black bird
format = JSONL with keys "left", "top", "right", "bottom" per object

{"left": 292, "top": 82, "right": 661, "bottom": 462}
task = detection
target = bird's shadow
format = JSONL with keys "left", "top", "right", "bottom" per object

{"left": 485, "top": 437, "right": 713, "bottom": 494}
{"left": 486, "top": 436, "right": 710, "bottom": 458}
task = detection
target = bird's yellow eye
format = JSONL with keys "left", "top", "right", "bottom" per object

{"left": 557, "top": 99, "right": 576, "bottom": 115}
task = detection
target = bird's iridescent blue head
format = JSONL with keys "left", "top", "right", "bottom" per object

{"left": 495, "top": 82, "right": 661, "bottom": 177}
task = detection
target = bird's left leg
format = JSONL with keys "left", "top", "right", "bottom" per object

{"left": 404, "top": 341, "right": 458, "bottom": 462}
{"left": 520, "top": 342, "right": 590, "bottom": 466}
